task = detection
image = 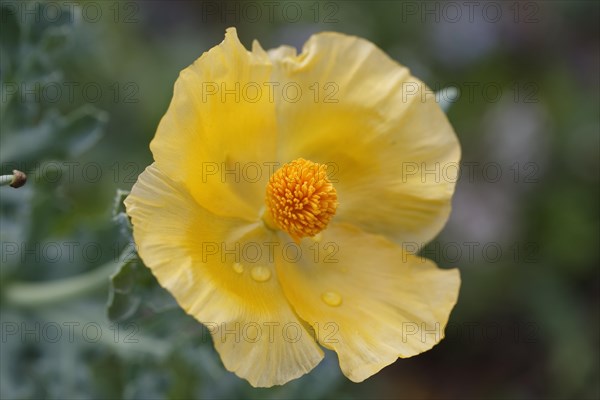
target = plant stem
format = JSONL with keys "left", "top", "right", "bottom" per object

{"left": 4, "top": 259, "right": 119, "bottom": 307}
{"left": 0, "top": 170, "right": 27, "bottom": 188}
{"left": 0, "top": 174, "right": 13, "bottom": 186}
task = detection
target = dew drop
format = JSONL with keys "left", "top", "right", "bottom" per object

{"left": 232, "top": 262, "right": 244, "bottom": 274}
{"left": 250, "top": 266, "right": 272, "bottom": 282}
{"left": 321, "top": 291, "right": 342, "bottom": 307}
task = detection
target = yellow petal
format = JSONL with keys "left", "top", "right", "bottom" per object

{"left": 125, "top": 164, "right": 323, "bottom": 387}
{"left": 274, "top": 223, "right": 460, "bottom": 382}
{"left": 151, "top": 27, "right": 276, "bottom": 222}
{"left": 269, "top": 32, "right": 461, "bottom": 246}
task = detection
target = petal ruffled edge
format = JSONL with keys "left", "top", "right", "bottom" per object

{"left": 274, "top": 223, "right": 460, "bottom": 382}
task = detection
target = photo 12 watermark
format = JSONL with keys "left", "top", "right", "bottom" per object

{"left": 403, "top": 241, "right": 541, "bottom": 264}
{"left": 199, "top": 81, "right": 339, "bottom": 104}
{"left": 445, "top": 321, "right": 540, "bottom": 344}
{"left": 0, "top": 1, "right": 140, "bottom": 24}
{"left": 197, "top": 1, "right": 340, "bottom": 24}
{"left": 1, "top": 81, "right": 140, "bottom": 104}
{"left": 408, "top": 81, "right": 539, "bottom": 105}
{"left": 1, "top": 321, "right": 139, "bottom": 344}
{"left": 396, "top": 1, "right": 540, "bottom": 24}
{"left": 201, "top": 240, "right": 339, "bottom": 264}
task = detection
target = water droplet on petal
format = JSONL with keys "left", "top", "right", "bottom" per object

{"left": 250, "top": 266, "right": 271, "bottom": 282}
{"left": 321, "top": 291, "right": 342, "bottom": 307}
{"left": 232, "top": 262, "right": 244, "bottom": 274}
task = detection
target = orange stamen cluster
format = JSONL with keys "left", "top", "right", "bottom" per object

{"left": 265, "top": 158, "right": 338, "bottom": 241}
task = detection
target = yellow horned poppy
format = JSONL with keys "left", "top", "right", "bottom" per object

{"left": 125, "top": 28, "right": 461, "bottom": 387}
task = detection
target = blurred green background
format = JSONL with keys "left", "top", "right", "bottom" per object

{"left": 1, "top": 1, "right": 598, "bottom": 398}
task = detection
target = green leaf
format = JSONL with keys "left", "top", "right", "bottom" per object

{"left": 29, "top": 2, "right": 75, "bottom": 43}
{"left": 112, "top": 189, "right": 132, "bottom": 242}
{"left": 0, "top": 105, "right": 107, "bottom": 165}
{"left": 61, "top": 105, "right": 108, "bottom": 157}
{"left": 107, "top": 256, "right": 143, "bottom": 322}
{"left": 107, "top": 252, "right": 178, "bottom": 323}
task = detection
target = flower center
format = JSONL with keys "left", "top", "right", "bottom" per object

{"left": 265, "top": 158, "right": 338, "bottom": 242}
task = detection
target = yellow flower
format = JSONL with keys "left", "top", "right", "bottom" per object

{"left": 125, "top": 27, "right": 461, "bottom": 387}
